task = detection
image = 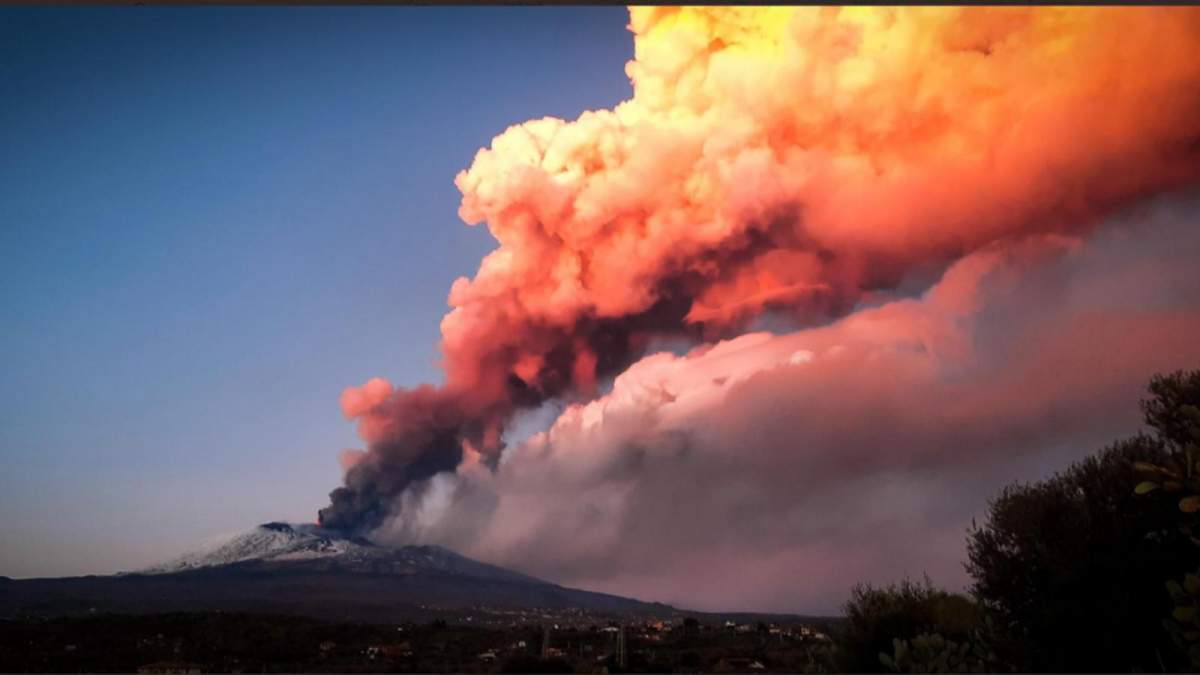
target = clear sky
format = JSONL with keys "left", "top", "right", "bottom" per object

{"left": 0, "top": 6, "right": 632, "bottom": 578}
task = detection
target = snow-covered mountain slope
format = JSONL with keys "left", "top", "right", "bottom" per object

{"left": 2, "top": 522, "right": 679, "bottom": 621}
{"left": 140, "top": 522, "right": 539, "bottom": 585}
{"left": 143, "top": 523, "right": 377, "bottom": 573}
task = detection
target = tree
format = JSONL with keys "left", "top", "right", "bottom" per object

{"left": 1133, "top": 370, "right": 1200, "bottom": 667}
{"left": 1142, "top": 370, "right": 1200, "bottom": 452}
{"left": 879, "top": 623, "right": 1005, "bottom": 674}
{"left": 967, "top": 369, "right": 1200, "bottom": 672}
{"left": 1134, "top": 371, "right": 1200, "bottom": 526}
{"left": 835, "top": 577, "right": 979, "bottom": 672}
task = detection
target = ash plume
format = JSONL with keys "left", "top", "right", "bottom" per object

{"left": 320, "top": 6, "right": 1200, "bottom": 533}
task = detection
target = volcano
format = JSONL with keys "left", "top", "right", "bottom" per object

{"left": 0, "top": 523, "right": 674, "bottom": 622}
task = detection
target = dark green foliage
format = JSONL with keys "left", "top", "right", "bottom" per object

{"left": 1133, "top": 369, "right": 1200, "bottom": 669}
{"left": 966, "top": 369, "right": 1200, "bottom": 672}
{"left": 1142, "top": 370, "right": 1200, "bottom": 451}
{"left": 879, "top": 632, "right": 980, "bottom": 673}
{"left": 852, "top": 368, "right": 1200, "bottom": 672}
{"left": 1164, "top": 569, "right": 1200, "bottom": 668}
{"left": 1133, "top": 371, "right": 1200, "bottom": 522}
{"left": 795, "top": 642, "right": 834, "bottom": 674}
{"left": 834, "top": 578, "right": 979, "bottom": 672}
{"left": 878, "top": 614, "right": 1009, "bottom": 674}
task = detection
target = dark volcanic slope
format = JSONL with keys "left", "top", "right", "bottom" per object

{"left": 0, "top": 524, "right": 672, "bottom": 622}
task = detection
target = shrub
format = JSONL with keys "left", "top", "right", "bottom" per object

{"left": 835, "top": 577, "right": 978, "bottom": 672}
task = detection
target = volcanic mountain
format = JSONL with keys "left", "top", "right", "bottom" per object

{"left": 0, "top": 523, "right": 674, "bottom": 622}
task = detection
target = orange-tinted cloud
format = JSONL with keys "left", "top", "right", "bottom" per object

{"left": 373, "top": 196, "right": 1200, "bottom": 612}
{"left": 321, "top": 7, "right": 1200, "bottom": 532}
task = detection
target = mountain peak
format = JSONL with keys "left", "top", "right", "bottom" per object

{"left": 139, "top": 523, "right": 525, "bottom": 584}
{"left": 142, "top": 522, "right": 379, "bottom": 574}
{"left": 9, "top": 524, "right": 675, "bottom": 621}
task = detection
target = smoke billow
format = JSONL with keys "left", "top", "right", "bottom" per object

{"left": 319, "top": 6, "right": 1200, "bottom": 533}
{"left": 375, "top": 196, "right": 1200, "bottom": 612}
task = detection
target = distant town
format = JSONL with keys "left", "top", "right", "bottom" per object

{"left": 0, "top": 608, "right": 839, "bottom": 673}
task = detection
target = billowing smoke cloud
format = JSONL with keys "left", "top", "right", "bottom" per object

{"left": 374, "top": 195, "right": 1200, "bottom": 613}
{"left": 320, "top": 7, "right": 1200, "bottom": 533}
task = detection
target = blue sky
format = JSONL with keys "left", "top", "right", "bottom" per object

{"left": 0, "top": 6, "right": 632, "bottom": 577}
